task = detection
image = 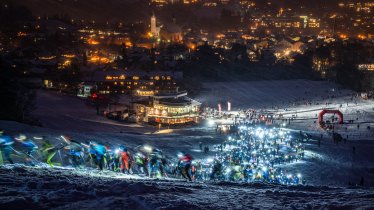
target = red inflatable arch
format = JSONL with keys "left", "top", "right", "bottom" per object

{"left": 318, "top": 109, "right": 343, "bottom": 126}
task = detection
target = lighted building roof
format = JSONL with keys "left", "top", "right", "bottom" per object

{"left": 85, "top": 70, "right": 183, "bottom": 82}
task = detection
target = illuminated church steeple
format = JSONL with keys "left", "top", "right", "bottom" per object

{"left": 151, "top": 13, "right": 161, "bottom": 38}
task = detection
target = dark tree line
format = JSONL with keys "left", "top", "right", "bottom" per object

{"left": 325, "top": 41, "right": 373, "bottom": 91}
{"left": 0, "top": 56, "right": 36, "bottom": 123}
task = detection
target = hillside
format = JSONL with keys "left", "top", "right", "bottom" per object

{"left": 8, "top": 0, "right": 149, "bottom": 23}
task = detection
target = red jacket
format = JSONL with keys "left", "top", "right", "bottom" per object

{"left": 120, "top": 151, "right": 130, "bottom": 162}
{"left": 180, "top": 154, "right": 192, "bottom": 163}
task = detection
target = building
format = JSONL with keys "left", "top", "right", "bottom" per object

{"left": 161, "top": 21, "right": 183, "bottom": 43}
{"left": 150, "top": 14, "right": 183, "bottom": 43}
{"left": 270, "top": 16, "right": 320, "bottom": 31}
{"left": 77, "top": 83, "right": 95, "bottom": 98}
{"left": 84, "top": 70, "right": 183, "bottom": 96}
{"left": 273, "top": 17, "right": 301, "bottom": 28}
{"left": 133, "top": 91, "right": 201, "bottom": 125}
{"left": 151, "top": 14, "right": 161, "bottom": 38}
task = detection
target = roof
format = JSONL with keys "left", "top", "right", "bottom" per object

{"left": 163, "top": 22, "right": 182, "bottom": 34}
{"left": 133, "top": 95, "right": 201, "bottom": 107}
{"left": 157, "top": 96, "right": 201, "bottom": 107}
{"left": 84, "top": 70, "right": 183, "bottom": 82}
{"left": 153, "top": 91, "right": 187, "bottom": 99}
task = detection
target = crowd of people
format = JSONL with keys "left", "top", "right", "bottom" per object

{"left": 0, "top": 126, "right": 305, "bottom": 185}
{"left": 193, "top": 126, "right": 306, "bottom": 185}
{"left": 0, "top": 129, "right": 203, "bottom": 183}
{"left": 0, "top": 130, "right": 174, "bottom": 178}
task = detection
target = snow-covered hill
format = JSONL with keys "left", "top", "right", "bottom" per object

{"left": 1, "top": 165, "right": 373, "bottom": 210}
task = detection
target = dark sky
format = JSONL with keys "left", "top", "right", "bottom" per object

{"left": 8, "top": 0, "right": 150, "bottom": 22}
{"left": 7, "top": 0, "right": 342, "bottom": 23}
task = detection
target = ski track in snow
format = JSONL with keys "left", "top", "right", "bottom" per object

{"left": 0, "top": 165, "right": 373, "bottom": 210}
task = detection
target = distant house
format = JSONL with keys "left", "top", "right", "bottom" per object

{"left": 161, "top": 22, "right": 183, "bottom": 43}
{"left": 274, "top": 39, "right": 293, "bottom": 54}
{"left": 77, "top": 83, "right": 95, "bottom": 98}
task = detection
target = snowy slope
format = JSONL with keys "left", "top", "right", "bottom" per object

{"left": 197, "top": 80, "right": 348, "bottom": 109}
{"left": 1, "top": 165, "right": 373, "bottom": 210}
{"left": 32, "top": 90, "right": 144, "bottom": 133}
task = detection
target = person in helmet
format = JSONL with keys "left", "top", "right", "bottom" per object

{"left": 134, "top": 151, "right": 148, "bottom": 176}
{"left": 148, "top": 148, "right": 167, "bottom": 178}
{"left": 0, "top": 130, "right": 14, "bottom": 164}
{"left": 210, "top": 158, "right": 223, "bottom": 180}
{"left": 15, "top": 134, "right": 38, "bottom": 165}
{"left": 63, "top": 139, "right": 84, "bottom": 168}
{"left": 106, "top": 149, "right": 116, "bottom": 171}
{"left": 119, "top": 146, "right": 133, "bottom": 174}
{"left": 111, "top": 147, "right": 121, "bottom": 172}
{"left": 177, "top": 152, "right": 193, "bottom": 181}
{"left": 88, "top": 141, "right": 98, "bottom": 167}
{"left": 93, "top": 142, "right": 107, "bottom": 170}
{"left": 40, "top": 138, "right": 64, "bottom": 167}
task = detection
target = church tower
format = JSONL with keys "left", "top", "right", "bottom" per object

{"left": 151, "top": 13, "right": 160, "bottom": 38}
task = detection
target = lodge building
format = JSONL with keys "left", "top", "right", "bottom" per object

{"left": 132, "top": 91, "right": 201, "bottom": 125}
{"left": 83, "top": 70, "right": 183, "bottom": 96}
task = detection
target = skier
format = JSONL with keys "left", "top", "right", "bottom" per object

{"left": 178, "top": 152, "right": 193, "bottom": 181}
{"left": 15, "top": 134, "right": 38, "bottom": 165}
{"left": 93, "top": 142, "right": 107, "bottom": 170}
{"left": 105, "top": 149, "right": 113, "bottom": 170}
{"left": 148, "top": 148, "right": 167, "bottom": 178}
{"left": 204, "top": 146, "right": 209, "bottom": 154}
{"left": 210, "top": 158, "right": 223, "bottom": 180}
{"left": 226, "top": 155, "right": 242, "bottom": 181}
{"left": 119, "top": 146, "right": 133, "bottom": 174}
{"left": 191, "top": 160, "right": 202, "bottom": 181}
{"left": 64, "top": 140, "right": 84, "bottom": 168}
{"left": 134, "top": 152, "right": 148, "bottom": 176}
{"left": 40, "top": 139, "right": 63, "bottom": 167}
{"left": 0, "top": 131, "right": 14, "bottom": 164}
{"left": 88, "top": 142, "right": 98, "bottom": 167}
{"left": 108, "top": 148, "right": 120, "bottom": 172}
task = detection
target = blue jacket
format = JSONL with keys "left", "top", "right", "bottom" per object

{"left": 94, "top": 144, "right": 107, "bottom": 156}
{"left": 0, "top": 135, "right": 14, "bottom": 147}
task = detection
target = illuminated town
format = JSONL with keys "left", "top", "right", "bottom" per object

{"left": 0, "top": 0, "right": 374, "bottom": 209}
